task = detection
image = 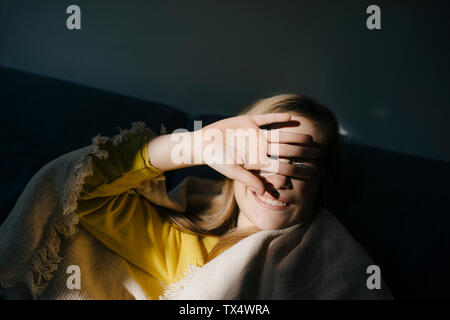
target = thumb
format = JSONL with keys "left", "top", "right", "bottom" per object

{"left": 231, "top": 165, "right": 265, "bottom": 195}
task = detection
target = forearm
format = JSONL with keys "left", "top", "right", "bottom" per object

{"left": 147, "top": 131, "right": 204, "bottom": 172}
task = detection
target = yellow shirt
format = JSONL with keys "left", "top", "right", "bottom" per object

{"left": 75, "top": 134, "right": 219, "bottom": 299}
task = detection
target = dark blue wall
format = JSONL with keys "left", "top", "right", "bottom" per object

{"left": 0, "top": 0, "right": 449, "bottom": 162}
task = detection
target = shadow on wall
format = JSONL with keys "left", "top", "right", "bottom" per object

{"left": 0, "top": 67, "right": 449, "bottom": 299}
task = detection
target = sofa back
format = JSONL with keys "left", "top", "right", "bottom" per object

{"left": 1, "top": 67, "right": 449, "bottom": 299}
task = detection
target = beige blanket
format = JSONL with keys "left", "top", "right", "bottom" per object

{"left": 0, "top": 122, "right": 393, "bottom": 299}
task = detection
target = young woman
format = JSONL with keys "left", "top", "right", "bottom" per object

{"left": 0, "top": 94, "right": 392, "bottom": 299}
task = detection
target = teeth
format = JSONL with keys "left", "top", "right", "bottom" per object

{"left": 256, "top": 194, "right": 288, "bottom": 207}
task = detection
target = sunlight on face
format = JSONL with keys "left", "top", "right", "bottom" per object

{"left": 234, "top": 115, "right": 322, "bottom": 230}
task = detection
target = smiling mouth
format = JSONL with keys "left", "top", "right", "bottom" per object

{"left": 251, "top": 190, "right": 290, "bottom": 211}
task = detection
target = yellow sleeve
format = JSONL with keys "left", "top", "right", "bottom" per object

{"left": 74, "top": 132, "right": 173, "bottom": 282}
{"left": 74, "top": 131, "right": 217, "bottom": 289}
{"left": 78, "top": 133, "right": 161, "bottom": 200}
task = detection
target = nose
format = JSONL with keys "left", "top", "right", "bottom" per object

{"left": 263, "top": 173, "right": 292, "bottom": 190}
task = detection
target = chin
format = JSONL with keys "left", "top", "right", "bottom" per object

{"left": 254, "top": 221, "right": 286, "bottom": 231}
{"left": 239, "top": 203, "right": 301, "bottom": 230}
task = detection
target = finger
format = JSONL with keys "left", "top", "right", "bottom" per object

{"left": 268, "top": 143, "right": 321, "bottom": 159}
{"left": 231, "top": 165, "right": 265, "bottom": 195}
{"left": 250, "top": 113, "right": 291, "bottom": 126}
{"left": 257, "top": 134, "right": 271, "bottom": 167}
{"left": 260, "top": 159, "right": 317, "bottom": 179}
{"left": 266, "top": 131, "right": 313, "bottom": 145}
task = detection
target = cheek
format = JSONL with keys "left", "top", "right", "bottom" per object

{"left": 293, "top": 177, "right": 320, "bottom": 203}
{"left": 234, "top": 181, "right": 262, "bottom": 223}
{"left": 233, "top": 181, "right": 247, "bottom": 208}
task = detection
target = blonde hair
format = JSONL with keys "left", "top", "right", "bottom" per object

{"left": 163, "top": 93, "right": 340, "bottom": 261}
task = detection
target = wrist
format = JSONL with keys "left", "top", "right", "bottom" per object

{"left": 147, "top": 131, "right": 206, "bottom": 172}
